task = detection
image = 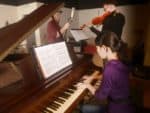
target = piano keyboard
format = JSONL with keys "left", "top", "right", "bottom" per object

{"left": 40, "top": 70, "right": 99, "bottom": 113}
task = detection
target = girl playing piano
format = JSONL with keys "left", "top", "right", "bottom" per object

{"left": 79, "top": 31, "right": 134, "bottom": 113}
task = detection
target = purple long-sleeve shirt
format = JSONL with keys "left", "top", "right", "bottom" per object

{"left": 95, "top": 60, "right": 134, "bottom": 113}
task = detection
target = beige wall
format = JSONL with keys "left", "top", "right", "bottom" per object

{"left": 0, "top": 4, "right": 18, "bottom": 28}
{"left": 119, "top": 4, "right": 149, "bottom": 48}
{"left": 17, "top": 2, "right": 43, "bottom": 48}
{"left": 119, "top": 4, "right": 149, "bottom": 66}
{"left": 0, "top": 2, "right": 43, "bottom": 28}
{"left": 60, "top": 7, "right": 79, "bottom": 29}
{"left": 60, "top": 7, "right": 79, "bottom": 39}
{"left": 17, "top": 2, "right": 43, "bottom": 20}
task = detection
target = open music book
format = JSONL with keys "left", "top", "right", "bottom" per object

{"left": 70, "top": 28, "right": 96, "bottom": 42}
{"left": 34, "top": 42, "right": 72, "bottom": 79}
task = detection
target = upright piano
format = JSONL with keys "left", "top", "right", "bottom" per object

{"left": 0, "top": 2, "right": 99, "bottom": 113}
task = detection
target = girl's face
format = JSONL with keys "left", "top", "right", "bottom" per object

{"left": 97, "top": 45, "right": 107, "bottom": 59}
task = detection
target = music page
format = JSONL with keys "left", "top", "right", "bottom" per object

{"left": 70, "top": 30, "right": 88, "bottom": 41}
{"left": 34, "top": 42, "right": 72, "bottom": 79}
{"left": 70, "top": 28, "right": 96, "bottom": 42}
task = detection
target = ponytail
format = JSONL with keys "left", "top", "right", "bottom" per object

{"left": 95, "top": 31, "right": 129, "bottom": 63}
{"left": 116, "top": 40, "right": 128, "bottom": 63}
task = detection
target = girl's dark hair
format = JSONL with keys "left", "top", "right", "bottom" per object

{"left": 95, "top": 31, "right": 128, "bottom": 62}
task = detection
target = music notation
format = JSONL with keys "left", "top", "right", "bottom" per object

{"left": 34, "top": 42, "right": 72, "bottom": 79}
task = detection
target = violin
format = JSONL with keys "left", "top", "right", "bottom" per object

{"left": 80, "top": 11, "right": 111, "bottom": 29}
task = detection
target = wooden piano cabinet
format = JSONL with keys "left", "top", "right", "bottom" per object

{"left": 0, "top": 62, "right": 23, "bottom": 89}
{"left": 13, "top": 54, "right": 40, "bottom": 87}
{"left": 2, "top": 54, "right": 40, "bottom": 87}
{"left": 130, "top": 76, "right": 150, "bottom": 110}
{"left": 0, "top": 57, "right": 94, "bottom": 113}
{"left": 143, "top": 81, "right": 150, "bottom": 108}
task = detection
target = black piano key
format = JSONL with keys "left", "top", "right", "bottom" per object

{"left": 46, "top": 106, "right": 57, "bottom": 111}
{"left": 64, "top": 90, "right": 72, "bottom": 95}
{"left": 39, "top": 106, "right": 53, "bottom": 113}
{"left": 63, "top": 91, "right": 72, "bottom": 97}
{"left": 69, "top": 85, "right": 77, "bottom": 90}
{"left": 53, "top": 101, "right": 61, "bottom": 107}
{"left": 59, "top": 92, "right": 70, "bottom": 99}
{"left": 43, "top": 109, "right": 53, "bottom": 113}
{"left": 45, "top": 107, "right": 55, "bottom": 112}
{"left": 68, "top": 87, "right": 76, "bottom": 91}
{"left": 50, "top": 102, "right": 59, "bottom": 108}
{"left": 65, "top": 88, "right": 74, "bottom": 93}
{"left": 53, "top": 97, "right": 65, "bottom": 104}
{"left": 46, "top": 103, "right": 58, "bottom": 111}
{"left": 57, "top": 96, "right": 67, "bottom": 102}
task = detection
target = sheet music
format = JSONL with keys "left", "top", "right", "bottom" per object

{"left": 83, "top": 27, "right": 97, "bottom": 38}
{"left": 70, "top": 28, "right": 96, "bottom": 42}
{"left": 34, "top": 42, "right": 72, "bottom": 79}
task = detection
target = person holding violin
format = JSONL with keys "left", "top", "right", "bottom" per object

{"left": 81, "top": 1, "right": 125, "bottom": 40}
{"left": 81, "top": 1, "right": 126, "bottom": 64}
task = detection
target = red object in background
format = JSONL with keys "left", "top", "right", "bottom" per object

{"left": 92, "top": 11, "right": 111, "bottom": 25}
{"left": 83, "top": 45, "right": 97, "bottom": 55}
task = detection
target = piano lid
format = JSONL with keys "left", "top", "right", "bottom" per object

{"left": 0, "top": 2, "right": 64, "bottom": 61}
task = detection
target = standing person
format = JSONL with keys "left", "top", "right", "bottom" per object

{"left": 81, "top": 1, "right": 125, "bottom": 39}
{"left": 47, "top": 10, "right": 70, "bottom": 43}
{"left": 79, "top": 31, "right": 134, "bottom": 113}
{"left": 81, "top": 1, "right": 126, "bottom": 59}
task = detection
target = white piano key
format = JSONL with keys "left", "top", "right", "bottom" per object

{"left": 45, "top": 107, "right": 56, "bottom": 112}
{"left": 43, "top": 70, "right": 99, "bottom": 113}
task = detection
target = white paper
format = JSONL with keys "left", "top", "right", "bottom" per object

{"left": 34, "top": 42, "right": 72, "bottom": 79}
{"left": 82, "top": 27, "right": 97, "bottom": 38}
{"left": 70, "top": 29, "right": 96, "bottom": 42}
